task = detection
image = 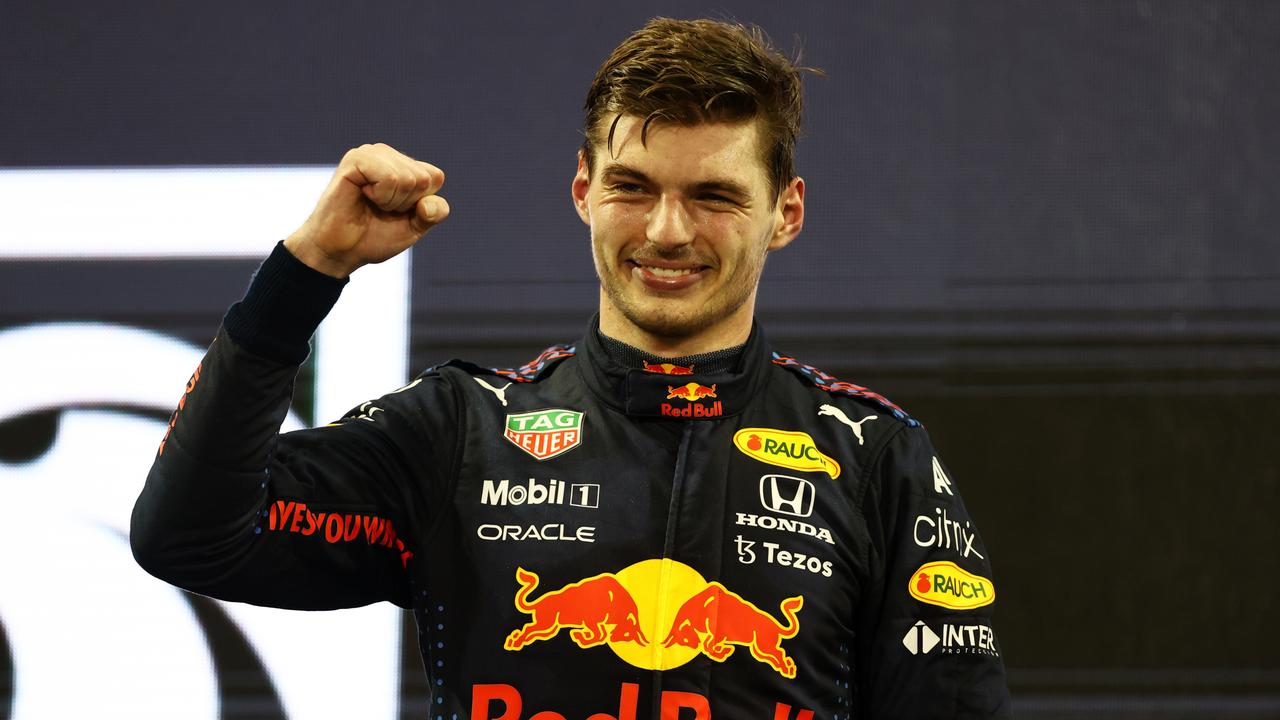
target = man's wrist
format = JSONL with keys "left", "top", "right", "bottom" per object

{"left": 283, "top": 234, "right": 357, "bottom": 279}
{"left": 222, "top": 241, "right": 348, "bottom": 365}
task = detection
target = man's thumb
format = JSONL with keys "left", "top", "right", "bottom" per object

{"left": 412, "top": 195, "right": 450, "bottom": 235}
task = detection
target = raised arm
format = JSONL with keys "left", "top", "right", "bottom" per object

{"left": 130, "top": 145, "right": 456, "bottom": 610}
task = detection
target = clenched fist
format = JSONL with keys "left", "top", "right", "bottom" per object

{"left": 284, "top": 143, "right": 449, "bottom": 278}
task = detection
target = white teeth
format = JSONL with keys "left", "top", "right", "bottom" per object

{"left": 645, "top": 266, "right": 696, "bottom": 277}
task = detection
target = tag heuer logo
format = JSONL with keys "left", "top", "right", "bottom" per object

{"left": 504, "top": 409, "right": 584, "bottom": 460}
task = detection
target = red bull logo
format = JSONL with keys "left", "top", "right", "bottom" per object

{"left": 505, "top": 568, "right": 648, "bottom": 650}
{"left": 662, "top": 583, "right": 802, "bottom": 678}
{"left": 505, "top": 560, "right": 802, "bottom": 678}
{"left": 471, "top": 681, "right": 808, "bottom": 717}
{"left": 643, "top": 360, "right": 695, "bottom": 375}
{"left": 662, "top": 383, "right": 723, "bottom": 418}
{"left": 666, "top": 382, "right": 717, "bottom": 401}
{"left": 472, "top": 682, "right": 814, "bottom": 720}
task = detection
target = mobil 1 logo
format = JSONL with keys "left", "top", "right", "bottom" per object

{"left": 481, "top": 478, "right": 600, "bottom": 508}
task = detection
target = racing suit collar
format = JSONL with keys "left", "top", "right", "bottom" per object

{"left": 576, "top": 315, "right": 772, "bottom": 419}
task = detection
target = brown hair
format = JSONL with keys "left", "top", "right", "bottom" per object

{"left": 582, "top": 17, "right": 817, "bottom": 201}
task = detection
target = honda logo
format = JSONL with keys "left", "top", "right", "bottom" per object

{"left": 758, "top": 474, "right": 815, "bottom": 518}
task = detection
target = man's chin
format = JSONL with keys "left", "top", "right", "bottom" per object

{"left": 619, "top": 302, "right": 719, "bottom": 340}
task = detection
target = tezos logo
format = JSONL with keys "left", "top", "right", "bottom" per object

{"left": 909, "top": 561, "right": 995, "bottom": 610}
{"left": 903, "top": 620, "right": 999, "bottom": 657}
{"left": 504, "top": 409, "right": 583, "bottom": 460}
{"left": 733, "top": 429, "right": 841, "bottom": 479}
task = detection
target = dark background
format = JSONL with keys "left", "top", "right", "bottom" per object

{"left": 3, "top": 2, "right": 1278, "bottom": 718}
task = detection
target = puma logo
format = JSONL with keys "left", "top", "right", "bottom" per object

{"left": 475, "top": 377, "right": 514, "bottom": 406}
{"left": 817, "top": 404, "right": 877, "bottom": 445}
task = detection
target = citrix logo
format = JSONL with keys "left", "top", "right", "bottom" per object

{"left": 913, "top": 505, "right": 985, "bottom": 559}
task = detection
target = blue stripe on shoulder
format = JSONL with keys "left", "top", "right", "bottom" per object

{"left": 771, "top": 351, "right": 920, "bottom": 427}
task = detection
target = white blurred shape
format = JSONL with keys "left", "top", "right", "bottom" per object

{"left": 1, "top": 411, "right": 218, "bottom": 720}
{"left": 0, "top": 167, "right": 331, "bottom": 258}
{"left": 0, "top": 322, "right": 400, "bottom": 719}
{"left": 314, "top": 252, "right": 412, "bottom": 423}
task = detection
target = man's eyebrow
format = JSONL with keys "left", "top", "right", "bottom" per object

{"left": 600, "top": 163, "right": 649, "bottom": 181}
{"left": 600, "top": 163, "right": 752, "bottom": 199}
{"left": 691, "top": 178, "right": 752, "bottom": 200}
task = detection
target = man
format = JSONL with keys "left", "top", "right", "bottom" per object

{"left": 132, "top": 17, "right": 1012, "bottom": 719}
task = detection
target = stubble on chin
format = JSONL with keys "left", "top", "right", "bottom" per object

{"left": 618, "top": 298, "right": 716, "bottom": 339}
{"left": 601, "top": 271, "right": 755, "bottom": 342}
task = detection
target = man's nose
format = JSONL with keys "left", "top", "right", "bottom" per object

{"left": 645, "top": 196, "right": 695, "bottom": 247}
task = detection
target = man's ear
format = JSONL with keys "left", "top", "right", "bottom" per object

{"left": 767, "top": 176, "right": 805, "bottom": 251}
{"left": 571, "top": 150, "right": 592, "bottom": 226}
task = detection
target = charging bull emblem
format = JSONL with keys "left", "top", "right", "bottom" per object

{"left": 666, "top": 383, "right": 717, "bottom": 401}
{"left": 643, "top": 360, "right": 695, "bottom": 375}
{"left": 662, "top": 582, "right": 803, "bottom": 678}
{"left": 504, "top": 561, "right": 803, "bottom": 678}
{"left": 504, "top": 568, "right": 649, "bottom": 650}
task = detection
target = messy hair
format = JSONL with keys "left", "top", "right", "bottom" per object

{"left": 582, "top": 17, "right": 818, "bottom": 201}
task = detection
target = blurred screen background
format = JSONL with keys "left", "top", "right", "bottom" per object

{"left": 1, "top": 2, "right": 1277, "bottom": 718}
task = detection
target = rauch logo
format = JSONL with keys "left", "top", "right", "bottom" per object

{"left": 732, "top": 429, "right": 841, "bottom": 479}
{"left": 908, "top": 561, "right": 995, "bottom": 610}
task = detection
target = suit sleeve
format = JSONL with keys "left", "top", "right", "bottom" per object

{"left": 130, "top": 242, "right": 458, "bottom": 610}
{"left": 853, "top": 423, "right": 1012, "bottom": 719}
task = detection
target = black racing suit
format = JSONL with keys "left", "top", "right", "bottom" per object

{"left": 131, "top": 243, "right": 1012, "bottom": 719}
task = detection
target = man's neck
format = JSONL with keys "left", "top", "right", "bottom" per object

{"left": 596, "top": 325, "right": 746, "bottom": 375}
{"left": 597, "top": 301, "right": 754, "bottom": 358}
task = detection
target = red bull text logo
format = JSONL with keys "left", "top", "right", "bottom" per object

{"left": 504, "top": 409, "right": 584, "bottom": 460}
{"left": 733, "top": 429, "right": 841, "bottom": 479}
{"left": 505, "top": 560, "right": 802, "bottom": 678}
{"left": 661, "top": 383, "right": 723, "bottom": 418}
{"left": 472, "top": 682, "right": 814, "bottom": 720}
{"left": 643, "top": 360, "right": 695, "bottom": 375}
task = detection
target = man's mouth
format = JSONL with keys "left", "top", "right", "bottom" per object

{"left": 645, "top": 266, "right": 697, "bottom": 278}
{"left": 627, "top": 259, "right": 709, "bottom": 290}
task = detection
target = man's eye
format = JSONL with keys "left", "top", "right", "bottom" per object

{"left": 702, "top": 194, "right": 735, "bottom": 205}
{"left": 610, "top": 182, "right": 644, "bottom": 194}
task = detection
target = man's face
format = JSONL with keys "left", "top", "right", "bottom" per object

{"left": 572, "top": 115, "right": 804, "bottom": 348}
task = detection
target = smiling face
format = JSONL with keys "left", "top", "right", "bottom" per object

{"left": 572, "top": 114, "right": 805, "bottom": 355}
